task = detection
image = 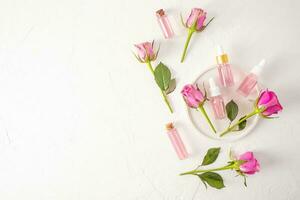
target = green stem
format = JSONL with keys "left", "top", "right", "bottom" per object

{"left": 146, "top": 62, "right": 173, "bottom": 113}
{"left": 220, "top": 109, "right": 259, "bottom": 137}
{"left": 146, "top": 61, "right": 155, "bottom": 75}
{"left": 180, "top": 164, "right": 234, "bottom": 176}
{"left": 180, "top": 29, "right": 195, "bottom": 63}
{"left": 161, "top": 90, "right": 173, "bottom": 113}
{"left": 197, "top": 105, "right": 217, "bottom": 133}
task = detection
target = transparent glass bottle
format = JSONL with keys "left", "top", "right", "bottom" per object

{"left": 209, "top": 78, "right": 226, "bottom": 119}
{"left": 156, "top": 9, "right": 174, "bottom": 39}
{"left": 216, "top": 45, "right": 234, "bottom": 87}
{"left": 237, "top": 59, "right": 266, "bottom": 97}
{"left": 165, "top": 123, "right": 188, "bottom": 160}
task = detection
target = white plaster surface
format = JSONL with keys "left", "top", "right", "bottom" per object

{"left": 0, "top": 0, "right": 299, "bottom": 199}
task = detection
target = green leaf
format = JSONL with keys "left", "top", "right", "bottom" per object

{"left": 201, "top": 147, "right": 221, "bottom": 166}
{"left": 199, "top": 172, "right": 225, "bottom": 189}
{"left": 226, "top": 100, "right": 238, "bottom": 121}
{"left": 238, "top": 116, "right": 247, "bottom": 131}
{"left": 165, "top": 79, "right": 176, "bottom": 94}
{"left": 154, "top": 62, "right": 171, "bottom": 91}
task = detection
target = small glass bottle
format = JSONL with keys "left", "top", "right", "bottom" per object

{"left": 208, "top": 78, "right": 226, "bottom": 119}
{"left": 156, "top": 9, "right": 174, "bottom": 39}
{"left": 216, "top": 45, "right": 234, "bottom": 87}
{"left": 237, "top": 59, "right": 266, "bottom": 97}
{"left": 165, "top": 123, "right": 188, "bottom": 160}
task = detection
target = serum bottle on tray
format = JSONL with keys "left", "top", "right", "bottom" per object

{"left": 209, "top": 78, "right": 226, "bottom": 119}
{"left": 216, "top": 45, "right": 234, "bottom": 87}
{"left": 237, "top": 59, "right": 266, "bottom": 97}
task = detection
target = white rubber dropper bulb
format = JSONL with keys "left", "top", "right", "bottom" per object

{"left": 250, "top": 59, "right": 266, "bottom": 75}
{"left": 209, "top": 78, "right": 221, "bottom": 97}
{"left": 217, "top": 45, "right": 225, "bottom": 56}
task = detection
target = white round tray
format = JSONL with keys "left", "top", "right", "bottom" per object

{"left": 186, "top": 65, "right": 260, "bottom": 142}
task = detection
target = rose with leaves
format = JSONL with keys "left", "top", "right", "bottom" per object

{"left": 220, "top": 90, "right": 283, "bottom": 137}
{"left": 180, "top": 148, "right": 260, "bottom": 189}
{"left": 134, "top": 41, "right": 176, "bottom": 113}
{"left": 182, "top": 84, "right": 216, "bottom": 133}
{"left": 180, "top": 8, "right": 214, "bottom": 62}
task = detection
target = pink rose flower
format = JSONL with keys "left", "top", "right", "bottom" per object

{"left": 181, "top": 149, "right": 260, "bottom": 188}
{"left": 180, "top": 8, "right": 213, "bottom": 62}
{"left": 257, "top": 90, "right": 283, "bottom": 116}
{"left": 186, "top": 8, "right": 207, "bottom": 31}
{"left": 221, "top": 89, "right": 283, "bottom": 137}
{"left": 181, "top": 84, "right": 205, "bottom": 108}
{"left": 238, "top": 152, "right": 260, "bottom": 175}
{"left": 134, "top": 42, "right": 156, "bottom": 62}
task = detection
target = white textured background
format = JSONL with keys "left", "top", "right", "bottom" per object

{"left": 0, "top": 0, "right": 299, "bottom": 199}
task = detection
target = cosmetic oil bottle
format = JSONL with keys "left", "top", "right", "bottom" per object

{"left": 165, "top": 123, "right": 188, "bottom": 160}
{"left": 156, "top": 9, "right": 174, "bottom": 39}
{"left": 209, "top": 78, "right": 226, "bottom": 119}
{"left": 237, "top": 59, "right": 266, "bottom": 97}
{"left": 216, "top": 45, "right": 234, "bottom": 87}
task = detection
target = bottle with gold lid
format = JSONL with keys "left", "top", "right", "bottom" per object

{"left": 216, "top": 45, "right": 234, "bottom": 87}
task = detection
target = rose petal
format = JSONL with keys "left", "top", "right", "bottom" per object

{"left": 143, "top": 42, "right": 154, "bottom": 59}
{"left": 260, "top": 91, "right": 278, "bottom": 107}
{"left": 181, "top": 84, "right": 204, "bottom": 108}
{"left": 186, "top": 8, "right": 202, "bottom": 28}
{"left": 240, "top": 159, "right": 259, "bottom": 174}
{"left": 258, "top": 91, "right": 271, "bottom": 105}
{"left": 238, "top": 152, "right": 260, "bottom": 175}
{"left": 239, "top": 151, "right": 254, "bottom": 161}
{"left": 135, "top": 44, "right": 146, "bottom": 61}
{"left": 262, "top": 105, "right": 283, "bottom": 116}
{"left": 134, "top": 42, "right": 156, "bottom": 62}
{"left": 257, "top": 90, "right": 283, "bottom": 116}
{"left": 196, "top": 13, "right": 206, "bottom": 30}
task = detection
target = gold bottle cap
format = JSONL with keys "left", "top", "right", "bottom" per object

{"left": 216, "top": 54, "right": 229, "bottom": 64}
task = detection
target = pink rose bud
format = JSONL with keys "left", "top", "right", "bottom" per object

{"left": 181, "top": 84, "right": 205, "bottom": 108}
{"left": 186, "top": 8, "right": 207, "bottom": 31}
{"left": 180, "top": 8, "right": 213, "bottom": 62}
{"left": 134, "top": 42, "right": 156, "bottom": 63}
{"left": 238, "top": 152, "right": 260, "bottom": 175}
{"left": 257, "top": 90, "right": 283, "bottom": 116}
